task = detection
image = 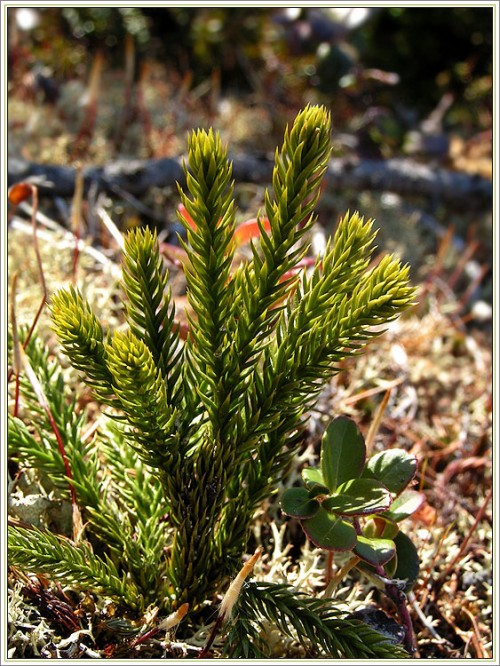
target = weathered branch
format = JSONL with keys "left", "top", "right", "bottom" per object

{"left": 8, "top": 154, "right": 491, "bottom": 209}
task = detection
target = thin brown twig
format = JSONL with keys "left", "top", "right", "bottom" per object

{"left": 325, "top": 550, "right": 334, "bottom": 585}
{"left": 446, "top": 239, "right": 480, "bottom": 291}
{"left": 7, "top": 184, "right": 48, "bottom": 384}
{"left": 415, "top": 523, "right": 454, "bottom": 607}
{"left": 69, "top": 50, "right": 103, "bottom": 159}
{"left": 438, "top": 486, "right": 492, "bottom": 583}
{"left": 341, "top": 377, "right": 404, "bottom": 406}
{"left": 198, "top": 548, "right": 262, "bottom": 658}
{"left": 365, "top": 386, "right": 394, "bottom": 456}
{"left": 459, "top": 263, "right": 490, "bottom": 311}
{"left": 461, "top": 606, "right": 490, "bottom": 659}
{"left": 10, "top": 272, "right": 22, "bottom": 417}
{"left": 18, "top": 347, "right": 80, "bottom": 531}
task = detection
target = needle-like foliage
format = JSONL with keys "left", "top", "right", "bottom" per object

{"left": 224, "top": 582, "right": 409, "bottom": 659}
{"left": 9, "top": 105, "right": 416, "bottom": 657}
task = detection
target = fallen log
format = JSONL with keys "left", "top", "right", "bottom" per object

{"left": 8, "top": 154, "right": 491, "bottom": 209}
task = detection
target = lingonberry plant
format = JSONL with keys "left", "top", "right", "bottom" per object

{"left": 281, "top": 416, "right": 424, "bottom": 652}
{"left": 8, "top": 105, "right": 416, "bottom": 657}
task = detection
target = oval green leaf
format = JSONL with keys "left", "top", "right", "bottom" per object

{"left": 321, "top": 416, "right": 366, "bottom": 492}
{"left": 323, "top": 478, "right": 392, "bottom": 516}
{"left": 354, "top": 535, "right": 396, "bottom": 566}
{"left": 302, "top": 467, "right": 326, "bottom": 489}
{"left": 384, "top": 489, "right": 426, "bottom": 522}
{"left": 384, "top": 550, "right": 398, "bottom": 578}
{"left": 364, "top": 449, "right": 417, "bottom": 496}
{"left": 392, "top": 531, "right": 420, "bottom": 591}
{"left": 281, "top": 487, "right": 320, "bottom": 519}
{"left": 302, "top": 507, "right": 357, "bottom": 551}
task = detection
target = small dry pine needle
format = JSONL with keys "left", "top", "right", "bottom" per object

{"left": 219, "top": 546, "right": 263, "bottom": 622}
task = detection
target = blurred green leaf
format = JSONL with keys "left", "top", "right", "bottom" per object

{"left": 302, "top": 466, "right": 326, "bottom": 489}
{"left": 363, "top": 515, "right": 399, "bottom": 540}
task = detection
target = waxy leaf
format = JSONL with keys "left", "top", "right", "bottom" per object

{"left": 309, "top": 484, "right": 331, "bottom": 498}
{"left": 302, "top": 466, "right": 326, "bottom": 489}
{"left": 384, "top": 489, "right": 426, "bottom": 522}
{"left": 302, "top": 468, "right": 330, "bottom": 497}
{"left": 384, "top": 549, "right": 398, "bottom": 579}
{"left": 322, "top": 478, "right": 392, "bottom": 516}
{"left": 391, "top": 531, "right": 420, "bottom": 591}
{"left": 321, "top": 416, "right": 366, "bottom": 492}
{"left": 354, "top": 535, "right": 396, "bottom": 566}
{"left": 364, "top": 449, "right": 417, "bottom": 496}
{"left": 302, "top": 507, "right": 357, "bottom": 551}
{"left": 281, "top": 487, "right": 320, "bottom": 519}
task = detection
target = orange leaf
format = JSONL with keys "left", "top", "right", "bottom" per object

{"left": 412, "top": 501, "right": 437, "bottom": 527}
{"left": 234, "top": 217, "right": 271, "bottom": 246}
{"left": 8, "top": 182, "right": 33, "bottom": 206}
{"left": 177, "top": 203, "right": 196, "bottom": 230}
{"left": 178, "top": 204, "right": 272, "bottom": 248}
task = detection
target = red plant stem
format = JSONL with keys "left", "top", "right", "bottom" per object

{"left": 45, "top": 408, "right": 78, "bottom": 507}
{"left": 70, "top": 51, "right": 103, "bottom": 159}
{"left": 459, "top": 263, "right": 489, "bottom": 310}
{"left": 197, "top": 615, "right": 224, "bottom": 659}
{"left": 137, "top": 61, "right": 153, "bottom": 157}
{"left": 447, "top": 239, "right": 480, "bottom": 290}
{"left": 130, "top": 626, "right": 161, "bottom": 647}
{"left": 352, "top": 519, "right": 417, "bottom": 655}
{"left": 71, "top": 166, "right": 84, "bottom": 281}
{"left": 13, "top": 375, "right": 21, "bottom": 419}
{"left": 375, "top": 565, "right": 417, "bottom": 656}
{"left": 7, "top": 185, "right": 47, "bottom": 385}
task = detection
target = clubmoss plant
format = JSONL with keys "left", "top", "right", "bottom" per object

{"left": 9, "top": 105, "right": 416, "bottom": 657}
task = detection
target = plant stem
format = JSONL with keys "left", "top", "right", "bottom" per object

{"left": 374, "top": 564, "right": 417, "bottom": 656}
{"left": 352, "top": 518, "right": 416, "bottom": 655}
{"left": 324, "top": 555, "right": 361, "bottom": 598}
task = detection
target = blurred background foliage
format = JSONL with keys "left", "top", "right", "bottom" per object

{"left": 8, "top": 5, "right": 493, "bottom": 275}
{"left": 9, "top": 5, "right": 492, "bottom": 133}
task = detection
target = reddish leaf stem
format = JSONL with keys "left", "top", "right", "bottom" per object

{"left": 7, "top": 184, "right": 47, "bottom": 384}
